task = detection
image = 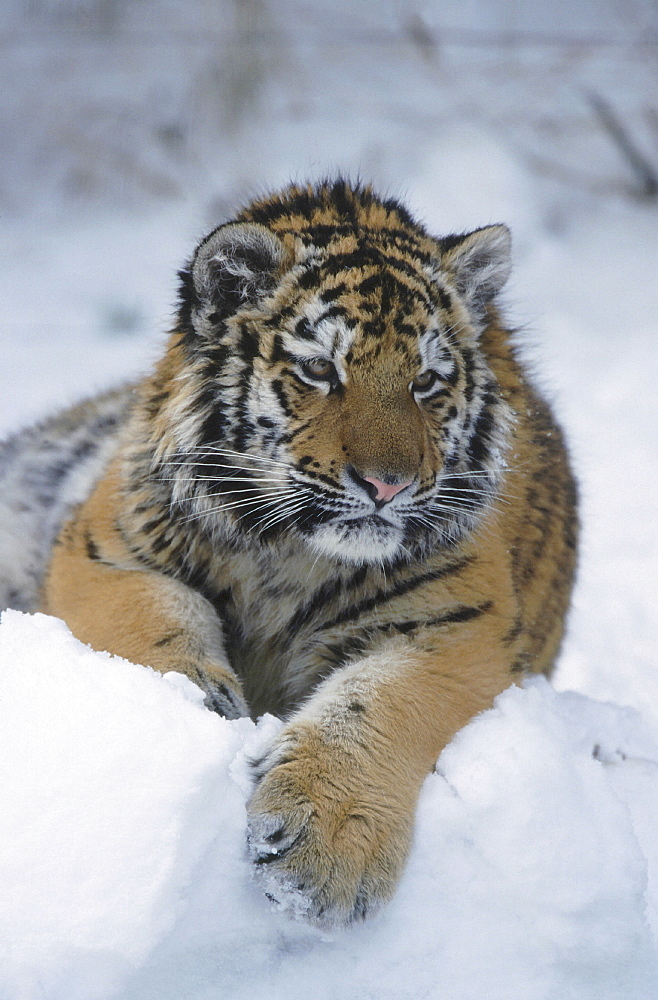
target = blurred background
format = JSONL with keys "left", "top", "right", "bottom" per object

{"left": 1, "top": 0, "right": 657, "bottom": 703}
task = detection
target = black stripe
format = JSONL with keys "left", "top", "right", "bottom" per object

{"left": 428, "top": 601, "right": 493, "bottom": 626}
{"left": 153, "top": 630, "right": 185, "bottom": 647}
{"left": 321, "top": 247, "right": 426, "bottom": 289}
{"left": 317, "top": 556, "right": 474, "bottom": 633}
{"left": 294, "top": 317, "right": 316, "bottom": 340}
{"left": 314, "top": 601, "right": 492, "bottom": 667}
{"left": 502, "top": 617, "right": 524, "bottom": 645}
{"left": 436, "top": 286, "right": 452, "bottom": 312}
{"left": 511, "top": 653, "right": 531, "bottom": 674}
{"left": 319, "top": 283, "right": 347, "bottom": 303}
{"left": 149, "top": 528, "right": 174, "bottom": 556}
{"left": 316, "top": 224, "right": 427, "bottom": 254}
{"left": 84, "top": 528, "right": 101, "bottom": 562}
{"left": 466, "top": 403, "right": 495, "bottom": 466}
{"left": 297, "top": 265, "right": 321, "bottom": 290}
{"left": 368, "top": 602, "right": 492, "bottom": 636}
{"left": 144, "top": 390, "right": 169, "bottom": 417}
{"left": 116, "top": 523, "right": 161, "bottom": 570}
{"left": 316, "top": 304, "right": 347, "bottom": 324}
{"left": 270, "top": 334, "right": 286, "bottom": 362}
{"left": 462, "top": 349, "right": 475, "bottom": 402}
{"left": 279, "top": 419, "right": 313, "bottom": 444}
{"left": 286, "top": 566, "right": 369, "bottom": 636}
{"left": 233, "top": 369, "right": 258, "bottom": 453}
{"left": 140, "top": 512, "right": 170, "bottom": 536}
{"left": 263, "top": 303, "right": 297, "bottom": 329}
{"left": 271, "top": 378, "right": 294, "bottom": 418}
{"left": 315, "top": 634, "right": 369, "bottom": 669}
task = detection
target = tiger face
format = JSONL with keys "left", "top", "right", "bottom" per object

{"left": 164, "top": 183, "right": 513, "bottom": 565}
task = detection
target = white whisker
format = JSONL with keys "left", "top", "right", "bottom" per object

{"left": 174, "top": 486, "right": 294, "bottom": 504}
{"left": 255, "top": 500, "right": 311, "bottom": 535}
{"left": 176, "top": 488, "right": 305, "bottom": 523}
{"left": 163, "top": 476, "right": 289, "bottom": 493}
{"left": 167, "top": 447, "right": 293, "bottom": 470}
{"left": 162, "top": 461, "right": 292, "bottom": 476}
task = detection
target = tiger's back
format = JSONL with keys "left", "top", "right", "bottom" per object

{"left": 0, "top": 388, "right": 130, "bottom": 613}
{"left": 1, "top": 180, "right": 577, "bottom": 926}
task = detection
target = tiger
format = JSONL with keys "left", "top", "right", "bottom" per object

{"left": 0, "top": 179, "right": 578, "bottom": 928}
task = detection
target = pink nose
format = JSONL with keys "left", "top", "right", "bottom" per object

{"left": 362, "top": 476, "right": 413, "bottom": 503}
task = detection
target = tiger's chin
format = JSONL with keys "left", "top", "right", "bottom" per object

{"left": 306, "top": 516, "right": 406, "bottom": 565}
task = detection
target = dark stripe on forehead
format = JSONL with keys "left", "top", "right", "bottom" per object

{"left": 294, "top": 317, "right": 316, "bottom": 340}
{"left": 316, "top": 304, "right": 349, "bottom": 325}
{"left": 355, "top": 273, "right": 432, "bottom": 320}
{"left": 297, "top": 265, "right": 322, "bottom": 291}
{"left": 262, "top": 304, "right": 298, "bottom": 329}
{"left": 319, "top": 284, "right": 347, "bottom": 303}
{"left": 322, "top": 247, "right": 383, "bottom": 275}
{"left": 321, "top": 246, "right": 434, "bottom": 287}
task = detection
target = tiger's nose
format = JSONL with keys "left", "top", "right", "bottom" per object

{"left": 348, "top": 467, "right": 414, "bottom": 505}
{"left": 363, "top": 476, "right": 413, "bottom": 503}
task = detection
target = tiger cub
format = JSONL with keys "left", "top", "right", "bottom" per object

{"left": 0, "top": 179, "right": 577, "bottom": 927}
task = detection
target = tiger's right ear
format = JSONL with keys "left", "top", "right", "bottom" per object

{"left": 191, "top": 222, "right": 287, "bottom": 314}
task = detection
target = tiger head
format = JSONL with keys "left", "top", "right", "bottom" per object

{"left": 164, "top": 181, "right": 513, "bottom": 566}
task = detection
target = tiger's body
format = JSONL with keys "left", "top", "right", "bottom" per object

{"left": 0, "top": 180, "right": 577, "bottom": 926}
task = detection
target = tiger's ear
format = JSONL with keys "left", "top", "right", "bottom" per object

{"left": 191, "top": 222, "right": 286, "bottom": 313}
{"left": 440, "top": 224, "right": 511, "bottom": 319}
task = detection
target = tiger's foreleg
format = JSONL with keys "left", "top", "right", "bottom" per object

{"left": 41, "top": 513, "right": 248, "bottom": 719}
{"left": 246, "top": 628, "right": 513, "bottom": 926}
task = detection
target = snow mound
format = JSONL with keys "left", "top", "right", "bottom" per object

{"left": 1, "top": 610, "right": 658, "bottom": 1000}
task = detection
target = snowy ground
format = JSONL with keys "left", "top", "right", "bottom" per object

{"left": 2, "top": 2, "right": 658, "bottom": 998}
{"left": 2, "top": 611, "right": 658, "bottom": 1000}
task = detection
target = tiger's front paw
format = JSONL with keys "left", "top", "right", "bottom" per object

{"left": 246, "top": 726, "right": 413, "bottom": 927}
{"left": 194, "top": 661, "right": 249, "bottom": 719}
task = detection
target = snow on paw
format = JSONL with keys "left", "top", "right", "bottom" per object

{"left": 246, "top": 727, "right": 413, "bottom": 927}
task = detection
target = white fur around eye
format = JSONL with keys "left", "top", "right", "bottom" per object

{"left": 418, "top": 330, "right": 456, "bottom": 385}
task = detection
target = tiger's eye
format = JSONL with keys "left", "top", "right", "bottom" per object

{"left": 300, "top": 357, "right": 337, "bottom": 381}
{"left": 411, "top": 370, "right": 439, "bottom": 392}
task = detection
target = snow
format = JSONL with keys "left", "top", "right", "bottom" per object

{"left": 2, "top": 610, "right": 658, "bottom": 1000}
{"left": 2, "top": 1, "right": 658, "bottom": 997}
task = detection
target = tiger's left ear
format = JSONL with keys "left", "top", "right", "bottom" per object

{"left": 439, "top": 224, "right": 512, "bottom": 319}
{"left": 191, "top": 222, "right": 287, "bottom": 314}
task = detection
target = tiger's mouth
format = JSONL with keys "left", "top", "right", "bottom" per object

{"left": 332, "top": 507, "right": 403, "bottom": 527}
{"left": 306, "top": 515, "right": 406, "bottom": 564}
{"left": 335, "top": 512, "right": 395, "bottom": 534}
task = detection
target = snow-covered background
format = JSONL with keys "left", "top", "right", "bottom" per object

{"left": 1, "top": 2, "right": 657, "bottom": 998}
